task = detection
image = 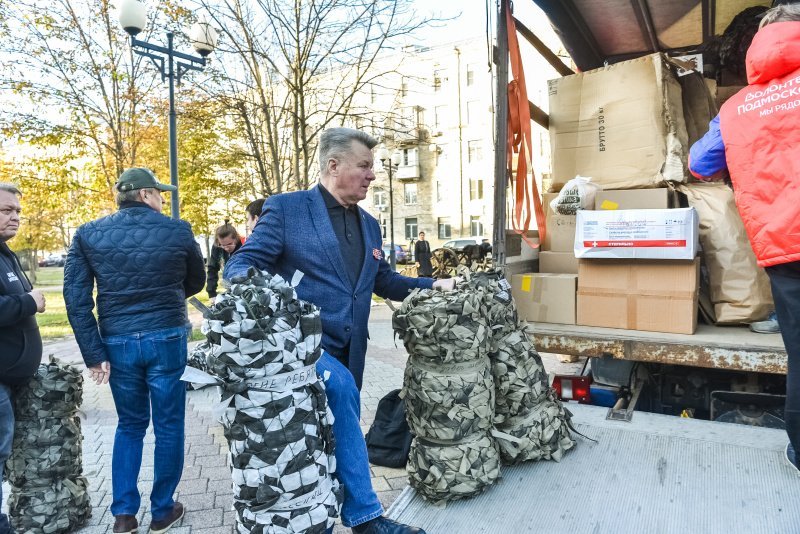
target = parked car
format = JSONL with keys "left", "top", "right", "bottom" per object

{"left": 442, "top": 237, "right": 490, "bottom": 253}
{"left": 382, "top": 244, "right": 409, "bottom": 264}
{"left": 38, "top": 254, "right": 66, "bottom": 267}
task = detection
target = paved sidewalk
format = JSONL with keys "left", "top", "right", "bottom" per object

{"left": 2, "top": 304, "right": 580, "bottom": 533}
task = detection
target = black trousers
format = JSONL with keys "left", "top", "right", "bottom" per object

{"left": 766, "top": 260, "right": 800, "bottom": 454}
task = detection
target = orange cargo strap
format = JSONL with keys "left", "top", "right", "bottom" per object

{"left": 505, "top": 1, "right": 546, "bottom": 249}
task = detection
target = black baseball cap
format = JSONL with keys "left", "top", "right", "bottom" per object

{"left": 115, "top": 168, "right": 177, "bottom": 192}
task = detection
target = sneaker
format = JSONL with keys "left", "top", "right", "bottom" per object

{"left": 113, "top": 514, "right": 138, "bottom": 533}
{"left": 750, "top": 311, "right": 780, "bottom": 334}
{"left": 149, "top": 503, "right": 184, "bottom": 534}
{"left": 786, "top": 443, "right": 799, "bottom": 475}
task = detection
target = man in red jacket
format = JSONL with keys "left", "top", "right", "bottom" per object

{"left": 689, "top": 4, "right": 800, "bottom": 473}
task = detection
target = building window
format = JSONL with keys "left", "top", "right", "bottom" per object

{"left": 402, "top": 148, "right": 419, "bottom": 166}
{"left": 433, "top": 69, "right": 443, "bottom": 91}
{"left": 401, "top": 77, "right": 408, "bottom": 97}
{"left": 436, "top": 181, "right": 444, "bottom": 202}
{"left": 438, "top": 217, "right": 452, "bottom": 239}
{"left": 404, "top": 183, "right": 418, "bottom": 205}
{"left": 466, "top": 64, "right": 476, "bottom": 86}
{"left": 405, "top": 218, "right": 418, "bottom": 240}
{"left": 468, "top": 140, "right": 483, "bottom": 163}
{"left": 466, "top": 101, "right": 480, "bottom": 125}
{"left": 470, "top": 178, "right": 484, "bottom": 200}
{"left": 470, "top": 216, "right": 483, "bottom": 237}
{"left": 373, "top": 190, "right": 387, "bottom": 207}
{"left": 380, "top": 219, "right": 387, "bottom": 239}
{"left": 434, "top": 106, "right": 446, "bottom": 129}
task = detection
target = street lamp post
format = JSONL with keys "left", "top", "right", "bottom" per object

{"left": 377, "top": 145, "right": 402, "bottom": 270}
{"left": 118, "top": 0, "right": 217, "bottom": 219}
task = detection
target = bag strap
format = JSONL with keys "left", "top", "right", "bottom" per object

{"left": 505, "top": 1, "right": 546, "bottom": 250}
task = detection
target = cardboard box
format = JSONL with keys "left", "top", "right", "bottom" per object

{"left": 548, "top": 53, "right": 688, "bottom": 192}
{"left": 575, "top": 207, "right": 699, "bottom": 260}
{"left": 543, "top": 192, "right": 576, "bottom": 252}
{"left": 539, "top": 251, "right": 579, "bottom": 274}
{"left": 577, "top": 259, "right": 699, "bottom": 334}
{"left": 512, "top": 273, "right": 577, "bottom": 324}
{"left": 594, "top": 188, "right": 671, "bottom": 211}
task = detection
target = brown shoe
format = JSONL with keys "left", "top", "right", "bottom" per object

{"left": 113, "top": 514, "right": 138, "bottom": 533}
{"left": 149, "top": 503, "right": 184, "bottom": 534}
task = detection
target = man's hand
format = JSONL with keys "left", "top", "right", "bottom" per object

{"left": 29, "top": 289, "right": 46, "bottom": 312}
{"left": 432, "top": 277, "right": 461, "bottom": 291}
{"left": 88, "top": 361, "right": 111, "bottom": 385}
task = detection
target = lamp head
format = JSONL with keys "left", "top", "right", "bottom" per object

{"left": 119, "top": 0, "right": 147, "bottom": 36}
{"left": 376, "top": 145, "right": 390, "bottom": 163}
{"left": 190, "top": 18, "right": 218, "bottom": 57}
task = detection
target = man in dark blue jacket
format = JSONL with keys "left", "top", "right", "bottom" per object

{"left": 0, "top": 182, "right": 45, "bottom": 534}
{"left": 225, "top": 128, "right": 455, "bottom": 534}
{"left": 64, "top": 168, "right": 205, "bottom": 534}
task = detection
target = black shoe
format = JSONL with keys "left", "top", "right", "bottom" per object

{"left": 150, "top": 503, "right": 184, "bottom": 534}
{"left": 113, "top": 514, "right": 138, "bottom": 533}
{"left": 352, "top": 516, "right": 426, "bottom": 534}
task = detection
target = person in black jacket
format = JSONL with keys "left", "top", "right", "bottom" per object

{"left": 414, "top": 231, "right": 433, "bottom": 278}
{"left": 0, "top": 182, "right": 45, "bottom": 534}
{"left": 64, "top": 168, "right": 205, "bottom": 534}
{"left": 206, "top": 221, "right": 242, "bottom": 300}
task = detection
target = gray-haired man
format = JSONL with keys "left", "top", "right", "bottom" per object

{"left": 225, "top": 128, "right": 455, "bottom": 533}
{"left": 0, "top": 183, "right": 45, "bottom": 534}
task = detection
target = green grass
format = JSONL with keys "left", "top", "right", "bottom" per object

{"left": 38, "top": 290, "right": 72, "bottom": 339}
{"left": 35, "top": 287, "right": 212, "bottom": 341}
{"left": 34, "top": 266, "right": 65, "bottom": 287}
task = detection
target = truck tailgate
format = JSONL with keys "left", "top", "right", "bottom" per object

{"left": 387, "top": 403, "right": 799, "bottom": 533}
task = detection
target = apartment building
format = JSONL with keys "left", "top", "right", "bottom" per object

{"left": 340, "top": 35, "right": 556, "bottom": 257}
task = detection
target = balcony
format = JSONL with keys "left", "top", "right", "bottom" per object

{"left": 396, "top": 164, "right": 420, "bottom": 180}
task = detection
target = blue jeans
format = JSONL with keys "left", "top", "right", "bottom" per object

{"left": 317, "top": 353, "right": 383, "bottom": 528}
{"left": 0, "top": 383, "right": 13, "bottom": 534}
{"left": 103, "top": 326, "right": 188, "bottom": 521}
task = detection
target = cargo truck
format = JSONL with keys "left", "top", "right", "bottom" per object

{"left": 388, "top": 1, "right": 799, "bottom": 531}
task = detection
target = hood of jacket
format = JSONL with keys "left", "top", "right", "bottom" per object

{"left": 747, "top": 21, "right": 800, "bottom": 84}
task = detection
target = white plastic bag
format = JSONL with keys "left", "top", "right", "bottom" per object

{"left": 549, "top": 176, "right": 602, "bottom": 215}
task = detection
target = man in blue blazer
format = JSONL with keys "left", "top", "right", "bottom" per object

{"left": 225, "top": 128, "right": 453, "bottom": 534}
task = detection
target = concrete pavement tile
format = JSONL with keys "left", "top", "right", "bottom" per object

{"left": 201, "top": 466, "right": 233, "bottom": 481}
{"left": 377, "top": 489, "right": 402, "bottom": 510}
{"left": 207, "top": 478, "right": 234, "bottom": 494}
{"left": 189, "top": 444, "right": 223, "bottom": 457}
{"left": 176, "top": 478, "right": 209, "bottom": 495}
{"left": 179, "top": 492, "right": 217, "bottom": 511}
{"left": 183, "top": 509, "right": 224, "bottom": 528}
{"left": 387, "top": 476, "right": 408, "bottom": 490}
{"left": 370, "top": 465, "right": 407, "bottom": 478}
{"left": 371, "top": 477, "right": 391, "bottom": 492}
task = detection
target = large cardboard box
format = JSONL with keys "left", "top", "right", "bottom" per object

{"left": 512, "top": 273, "right": 577, "bottom": 324}
{"left": 575, "top": 207, "right": 699, "bottom": 260}
{"left": 548, "top": 53, "right": 688, "bottom": 191}
{"left": 577, "top": 259, "right": 699, "bottom": 334}
{"left": 543, "top": 192, "right": 576, "bottom": 252}
{"left": 594, "top": 188, "right": 671, "bottom": 211}
{"left": 539, "top": 251, "right": 579, "bottom": 274}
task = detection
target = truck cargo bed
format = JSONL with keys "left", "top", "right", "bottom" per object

{"left": 531, "top": 323, "right": 787, "bottom": 374}
{"left": 387, "top": 403, "right": 799, "bottom": 533}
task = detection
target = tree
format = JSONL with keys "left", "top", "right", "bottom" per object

{"left": 195, "top": 0, "right": 437, "bottom": 194}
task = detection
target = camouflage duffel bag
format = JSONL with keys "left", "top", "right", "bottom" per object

{"left": 406, "top": 431, "right": 501, "bottom": 504}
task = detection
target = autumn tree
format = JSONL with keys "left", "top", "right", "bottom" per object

{"left": 194, "top": 0, "right": 437, "bottom": 194}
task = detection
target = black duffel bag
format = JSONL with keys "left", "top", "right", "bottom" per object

{"left": 365, "top": 389, "right": 413, "bottom": 468}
